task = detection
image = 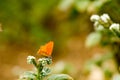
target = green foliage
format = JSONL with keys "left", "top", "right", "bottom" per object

{"left": 20, "top": 71, "right": 36, "bottom": 80}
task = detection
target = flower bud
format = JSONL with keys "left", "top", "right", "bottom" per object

{"left": 109, "top": 23, "right": 120, "bottom": 32}
{"left": 109, "top": 23, "right": 120, "bottom": 37}
{"left": 90, "top": 15, "right": 100, "bottom": 22}
{"left": 46, "top": 58, "right": 52, "bottom": 65}
{"left": 102, "top": 14, "right": 110, "bottom": 20}
{"left": 38, "top": 58, "right": 47, "bottom": 66}
{"left": 27, "top": 56, "right": 36, "bottom": 64}
{"left": 100, "top": 14, "right": 110, "bottom": 23}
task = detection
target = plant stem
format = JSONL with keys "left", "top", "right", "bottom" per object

{"left": 37, "top": 64, "right": 44, "bottom": 80}
{"left": 32, "top": 59, "right": 37, "bottom": 68}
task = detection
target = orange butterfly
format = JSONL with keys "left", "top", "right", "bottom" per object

{"left": 37, "top": 41, "right": 54, "bottom": 56}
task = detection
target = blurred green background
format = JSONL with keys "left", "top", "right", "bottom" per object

{"left": 0, "top": 0, "right": 120, "bottom": 80}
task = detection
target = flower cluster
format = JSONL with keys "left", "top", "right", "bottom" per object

{"left": 27, "top": 56, "right": 36, "bottom": 64}
{"left": 86, "top": 14, "right": 120, "bottom": 47}
{"left": 38, "top": 57, "right": 52, "bottom": 66}
{"left": 90, "top": 14, "right": 112, "bottom": 31}
{"left": 90, "top": 14, "right": 120, "bottom": 36}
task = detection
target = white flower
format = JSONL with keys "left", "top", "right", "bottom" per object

{"left": 27, "top": 56, "right": 36, "bottom": 64}
{"left": 109, "top": 23, "right": 120, "bottom": 31}
{"left": 100, "top": 14, "right": 110, "bottom": 23}
{"left": 102, "top": 14, "right": 110, "bottom": 20}
{"left": 100, "top": 16, "right": 107, "bottom": 23}
{"left": 38, "top": 58, "right": 47, "bottom": 66}
{"left": 38, "top": 58, "right": 43, "bottom": 62}
{"left": 90, "top": 15, "right": 100, "bottom": 22}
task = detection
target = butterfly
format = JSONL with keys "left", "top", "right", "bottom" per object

{"left": 37, "top": 41, "right": 54, "bottom": 56}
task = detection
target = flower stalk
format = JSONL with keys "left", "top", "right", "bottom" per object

{"left": 19, "top": 41, "right": 73, "bottom": 80}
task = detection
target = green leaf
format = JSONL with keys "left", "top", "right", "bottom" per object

{"left": 41, "top": 67, "right": 51, "bottom": 77}
{"left": 20, "top": 71, "right": 36, "bottom": 80}
{"left": 47, "top": 74, "right": 73, "bottom": 80}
